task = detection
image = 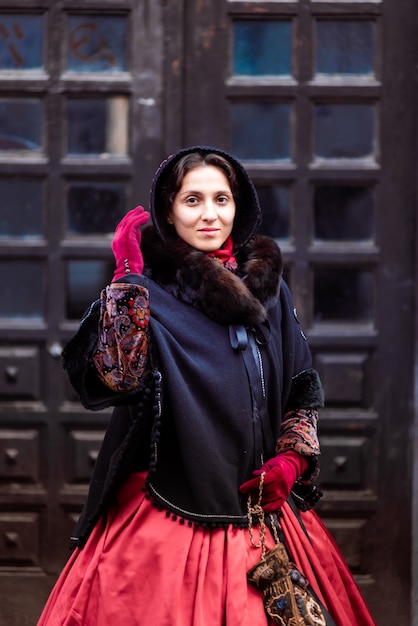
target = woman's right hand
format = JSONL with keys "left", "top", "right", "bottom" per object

{"left": 112, "top": 206, "right": 150, "bottom": 281}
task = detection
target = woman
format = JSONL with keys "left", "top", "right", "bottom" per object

{"left": 37, "top": 146, "right": 376, "bottom": 626}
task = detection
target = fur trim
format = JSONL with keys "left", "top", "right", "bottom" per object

{"left": 285, "top": 368, "right": 325, "bottom": 411}
{"left": 62, "top": 299, "right": 101, "bottom": 401}
{"left": 237, "top": 235, "right": 283, "bottom": 312}
{"left": 141, "top": 227, "right": 283, "bottom": 327}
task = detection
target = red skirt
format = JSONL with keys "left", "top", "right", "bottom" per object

{"left": 37, "top": 472, "right": 376, "bottom": 626}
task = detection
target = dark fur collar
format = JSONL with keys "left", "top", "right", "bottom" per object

{"left": 141, "top": 226, "right": 283, "bottom": 326}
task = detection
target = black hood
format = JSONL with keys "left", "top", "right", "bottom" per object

{"left": 149, "top": 145, "right": 262, "bottom": 250}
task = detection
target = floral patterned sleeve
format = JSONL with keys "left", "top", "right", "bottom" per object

{"left": 92, "top": 282, "right": 150, "bottom": 393}
{"left": 276, "top": 408, "right": 320, "bottom": 483}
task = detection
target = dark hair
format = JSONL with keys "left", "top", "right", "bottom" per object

{"left": 161, "top": 152, "right": 239, "bottom": 220}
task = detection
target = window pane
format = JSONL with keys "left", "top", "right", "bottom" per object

{"left": 316, "top": 20, "right": 375, "bottom": 75}
{"left": 0, "top": 14, "right": 43, "bottom": 70}
{"left": 314, "top": 186, "right": 375, "bottom": 241}
{"left": 233, "top": 20, "right": 292, "bottom": 76}
{"left": 67, "top": 14, "right": 128, "bottom": 73}
{"left": 0, "top": 179, "right": 44, "bottom": 239}
{"left": 0, "top": 98, "right": 42, "bottom": 153}
{"left": 66, "top": 260, "right": 112, "bottom": 320}
{"left": 256, "top": 185, "right": 290, "bottom": 239}
{"left": 0, "top": 261, "right": 44, "bottom": 319}
{"left": 314, "top": 268, "right": 374, "bottom": 323}
{"left": 315, "top": 104, "right": 375, "bottom": 159}
{"left": 231, "top": 103, "right": 291, "bottom": 160}
{"left": 67, "top": 97, "right": 128, "bottom": 156}
{"left": 66, "top": 181, "right": 126, "bottom": 236}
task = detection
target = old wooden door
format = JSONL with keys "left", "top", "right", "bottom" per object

{"left": 0, "top": 1, "right": 416, "bottom": 625}
{"left": 0, "top": 2, "right": 165, "bottom": 624}
{"left": 163, "top": 0, "right": 417, "bottom": 624}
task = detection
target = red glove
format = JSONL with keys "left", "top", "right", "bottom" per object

{"left": 239, "top": 450, "right": 308, "bottom": 513}
{"left": 111, "top": 206, "right": 150, "bottom": 281}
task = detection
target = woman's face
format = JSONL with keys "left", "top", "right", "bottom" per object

{"left": 168, "top": 165, "right": 236, "bottom": 253}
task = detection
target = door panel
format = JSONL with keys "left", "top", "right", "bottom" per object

{"left": 0, "top": 1, "right": 164, "bottom": 623}
{"left": 170, "top": 1, "right": 416, "bottom": 624}
{"left": 0, "top": 1, "right": 416, "bottom": 625}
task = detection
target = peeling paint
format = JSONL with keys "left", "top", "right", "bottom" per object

{"left": 195, "top": 0, "right": 205, "bottom": 17}
{"left": 201, "top": 24, "right": 215, "bottom": 50}
{"left": 171, "top": 58, "right": 180, "bottom": 75}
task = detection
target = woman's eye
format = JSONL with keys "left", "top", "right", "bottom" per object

{"left": 185, "top": 196, "right": 198, "bottom": 205}
{"left": 217, "top": 196, "right": 229, "bottom": 204}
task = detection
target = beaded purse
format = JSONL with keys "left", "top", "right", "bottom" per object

{"left": 246, "top": 473, "right": 327, "bottom": 626}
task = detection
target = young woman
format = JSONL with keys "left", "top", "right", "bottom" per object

{"left": 37, "top": 146, "right": 376, "bottom": 626}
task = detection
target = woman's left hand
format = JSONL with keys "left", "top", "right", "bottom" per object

{"left": 239, "top": 450, "right": 308, "bottom": 513}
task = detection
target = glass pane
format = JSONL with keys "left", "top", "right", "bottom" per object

{"left": 67, "top": 14, "right": 127, "bottom": 73}
{"left": 233, "top": 20, "right": 292, "bottom": 76}
{"left": 67, "top": 97, "right": 128, "bottom": 156}
{"left": 0, "top": 261, "right": 44, "bottom": 319}
{"left": 316, "top": 20, "right": 374, "bottom": 75}
{"left": 314, "top": 186, "right": 375, "bottom": 241}
{"left": 0, "top": 178, "right": 44, "bottom": 238}
{"left": 0, "top": 98, "right": 42, "bottom": 153}
{"left": 315, "top": 104, "right": 375, "bottom": 159}
{"left": 256, "top": 185, "right": 290, "bottom": 238}
{"left": 0, "top": 14, "right": 43, "bottom": 70}
{"left": 231, "top": 103, "right": 291, "bottom": 160}
{"left": 66, "top": 181, "right": 126, "bottom": 236}
{"left": 66, "top": 260, "right": 112, "bottom": 320}
{"left": 314, "top": 268, "right": 374, "bottom": 323}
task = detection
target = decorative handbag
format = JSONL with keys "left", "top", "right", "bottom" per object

{"left": 246, "top": 473, "right": 327, "bottom": 626}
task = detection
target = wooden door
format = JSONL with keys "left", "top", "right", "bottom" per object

{"left": 1, "top": 1, "right": 416, "bottom": 625}
{"left": 163, "top": 0, "right": 417, "bottom": 624}
{"left": 0, "top": 2, "right": 164, "bottom": 624}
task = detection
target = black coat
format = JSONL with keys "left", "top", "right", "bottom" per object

{"left": 63, "top": 231, "right": 323, "bottom": 549}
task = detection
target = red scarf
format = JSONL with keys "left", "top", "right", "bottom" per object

{"left": 207, "top": 236, "right": 237, "bottom": 271}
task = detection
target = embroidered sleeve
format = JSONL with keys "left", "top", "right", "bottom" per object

{"left": 276, "top": 408, "right": 320, "bottom": 483}
{"left": 92, "top": 282, "right": 150, "bottom": 393}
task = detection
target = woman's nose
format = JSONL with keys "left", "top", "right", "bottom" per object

{"left": 201, "top": 200, "right": 217, "bottom": 219}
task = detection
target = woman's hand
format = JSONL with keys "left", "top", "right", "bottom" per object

{"left": 112, "top": 206, "right": 150, "bottom": 281}
{"left": 239, "top": 450, "right": 308, "bottom": 513}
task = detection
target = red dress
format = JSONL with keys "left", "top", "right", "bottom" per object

{"left": 37, "top": 472, "right": 376, "bottom": 626}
